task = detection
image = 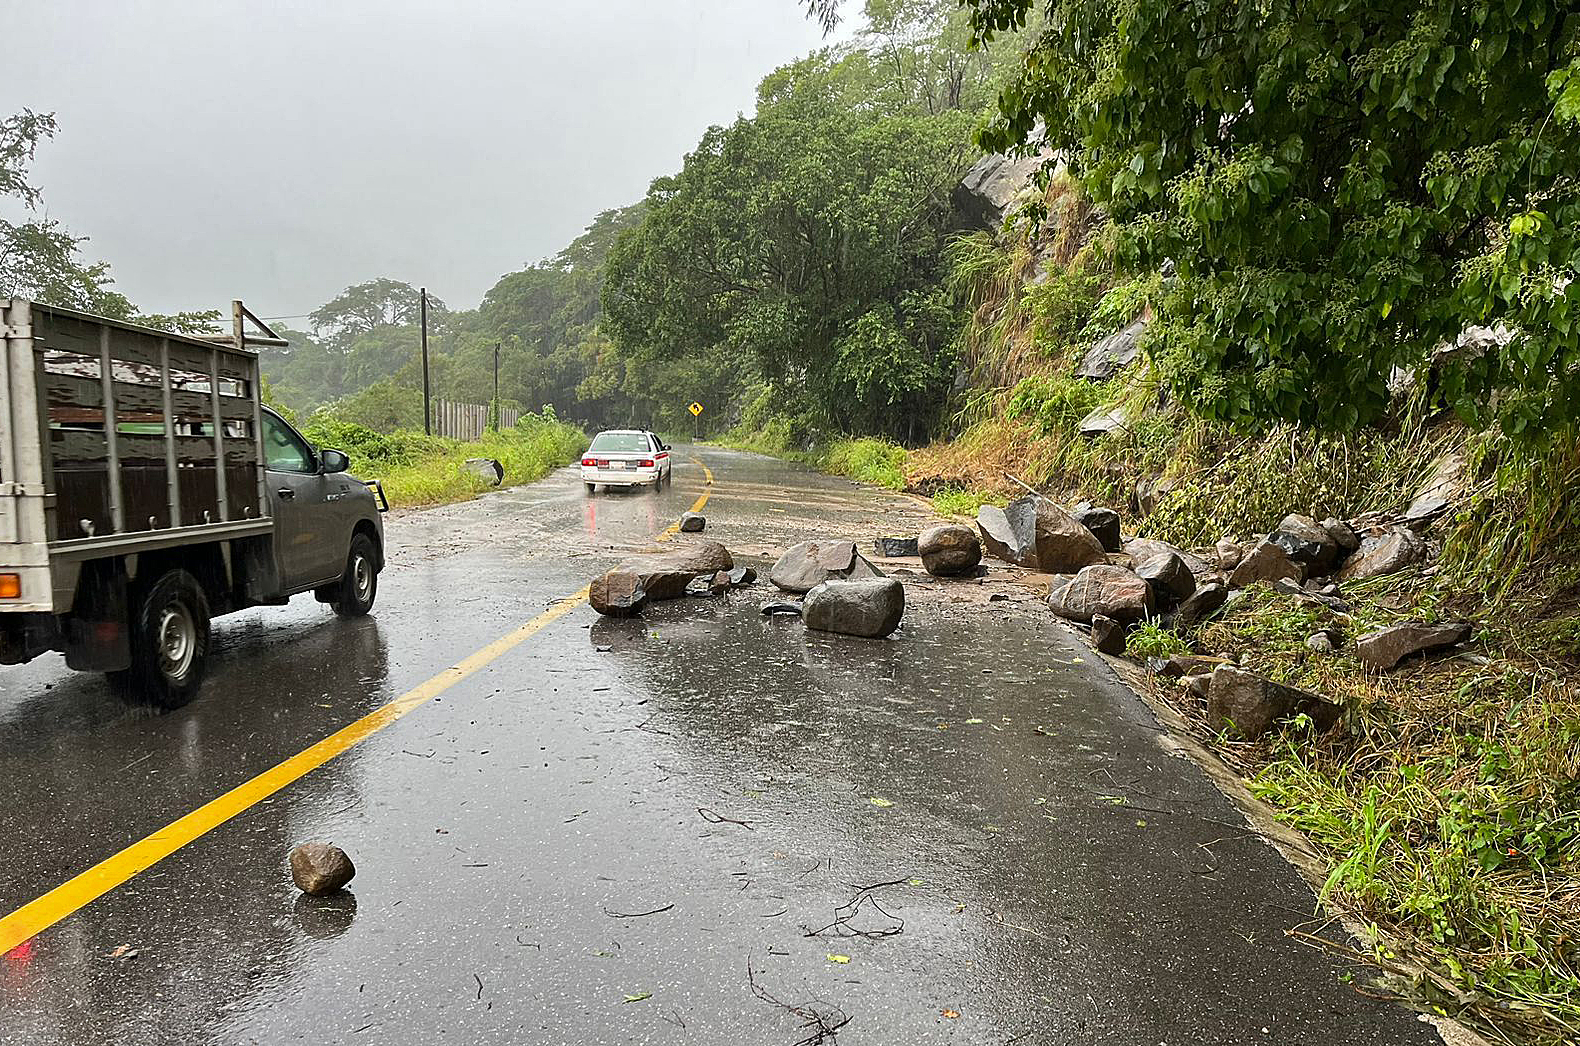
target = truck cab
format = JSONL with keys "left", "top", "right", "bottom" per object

{"left": 0, "top": 298, "right": 387, "bottom": 707}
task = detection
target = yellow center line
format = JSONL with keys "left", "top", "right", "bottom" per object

{"left": 0, "top": 454, "right": 716, "bottom": 956}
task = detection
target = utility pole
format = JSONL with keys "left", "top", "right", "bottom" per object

{"left": 493, "top": 341, "right": 500, "bottom": 432}
{"left": 420, "top": 287, "right": 431, "bottom": 435}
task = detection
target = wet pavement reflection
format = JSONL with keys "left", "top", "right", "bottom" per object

{"left": 0, "top": 450, "right": 1438, "bottom": 1044}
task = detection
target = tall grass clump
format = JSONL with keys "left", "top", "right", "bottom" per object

{"left": 302, "top": 412, "right": 586, "bottom": 509}
{"left": 825, "top": 438, "right": 907, "bottom": 490}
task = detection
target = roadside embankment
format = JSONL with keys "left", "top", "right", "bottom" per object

{"left": 302, "top": 413, "right": 587, "bottom": 509}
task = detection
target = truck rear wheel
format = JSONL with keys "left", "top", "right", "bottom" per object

{"left": 331, "top": 533, "right": 379, "bottom": 618}
{"left": 111, "top": 569, "right": 210, "bottom": 709}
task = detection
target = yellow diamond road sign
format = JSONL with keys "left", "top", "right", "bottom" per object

{"left": 688, "top": 401, "right": 703, "bottom": 416}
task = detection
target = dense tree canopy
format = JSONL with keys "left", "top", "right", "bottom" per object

{"left": 965, "top": 0, "right": 1580, "bottom": 439}
{"left": 601, "top": 1, "right": 1029, "bottom": 439}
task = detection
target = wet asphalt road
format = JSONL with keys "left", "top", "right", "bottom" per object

{"left": 0, "top": 448, "right": 1443, "bottom": 1046}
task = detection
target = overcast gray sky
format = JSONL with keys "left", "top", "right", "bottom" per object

{"left": 6, "top": 1, "right": 842, "bottom": 320}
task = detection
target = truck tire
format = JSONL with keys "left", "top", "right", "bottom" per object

{"left": 331, "top": 533, "right": 379, "bottom": 618}
{"left": 112, "top": 569, "right": 211, "bottom": 709}
{"left": 585, "top": 482, "right": 597, "bottom": 493}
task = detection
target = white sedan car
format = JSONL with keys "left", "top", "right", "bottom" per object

{"left": 581, "top": 429, "right": 673, "bottom": 492}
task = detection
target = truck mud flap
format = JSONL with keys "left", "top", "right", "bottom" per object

{"left": 62, "top": 559, "right": 130, "bottom": 672}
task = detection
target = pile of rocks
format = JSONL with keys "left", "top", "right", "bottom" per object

{"left": 966, "top": 489, "right": 1473, "bottom": 740}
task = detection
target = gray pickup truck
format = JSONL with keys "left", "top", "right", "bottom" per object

{"left": 0, "top": 298, "right": 386, "bottom": 707}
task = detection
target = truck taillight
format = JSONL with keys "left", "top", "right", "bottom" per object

{"left": 581, "top": 457, "right": 596, "bottom": 466}
{"left": 0, "top": 574, "right": 19, "bottom": 599}
{"left": 639, "top": 459, "right": 654, "bottom": 467}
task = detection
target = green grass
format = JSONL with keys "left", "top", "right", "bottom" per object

{"left": 304, "top": 413, "right": 586, "bottom": 509}
{"left": 931, "top": 485, "right": 1006, "bottom": 518}
{"left": 1124, "top": 621, "right": 1189, "bottom": 659}
{"left": 824, "top": 438, "right": 907, "bottom": 490}
{"left": 1189, "top": 577, "right": 1580, "bottom": 1044}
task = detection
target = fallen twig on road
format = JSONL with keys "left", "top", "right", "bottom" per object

{"left": 603, "top": 903, "right": 675, "bottom": 919}
{"left": 698, "top": 806, "right": 755, "bottom": 830}
{"left": 747, "top": 957, "right": 850, "bottom": 1045}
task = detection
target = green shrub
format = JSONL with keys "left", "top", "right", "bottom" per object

{"left": 931, "top": 485, "right": 1005, "bottom": 518}
{"left": 826, "top": 438, "right": 906, "bottom": 490}
{"left": 1005, "top": 373, "right": 1108, "bottom": 433}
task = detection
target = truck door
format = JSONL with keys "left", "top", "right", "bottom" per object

{"left": 262, "top": 411, "right": 338, "bottom": 590}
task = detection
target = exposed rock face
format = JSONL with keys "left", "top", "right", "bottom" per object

{"left": 873, "top": 536, "right": 919, "bottom": 558}
{"left": 1207, "top": 665, "right": 1342, "bottom": 740}
{"left": 290, "top": 842, "right": 356, "bottom": 896}
{"left": 678, "top": 512, "right": 706, "bottom": 533}
{"left": 770, "top": 540, "right": 881, "bottom": 593}
{"left": 1170, "top": 582, "right": 1228, "bottom": 630}
{"left": 760, "top": 601, "right": 803, "bottom": 617}
{"left": 1320, "top": 517, "right": 1360, "bottom": 553}
{"left": 1336, "top": 527, "right": 1425, "bottom": 582}
{"left": 1048, "top": 564, "right": 1154, "bottom": 624}
{"left": 1072, "top": 503, "right": 1123, "bottom": 552}
{"left": 1269, "top": 514, "right": 1340, "bottom": 573}
{"left": 952, "top": 148, "right": 1059, "bottom": 230}
{"left": 1135, "top": 552, "right": 1195, "bottom": 606}
{"left": 1435, "top": 323, "right": 1513, "bottom": 368}
{"left": 1228, "top": 539, "right": 1304, "bottom": 588}
{"left": 464, "top": 458, "right": 504, "bottom": 486}
{"left": 589, "top": 571, "right": 649, "bottom": 617}
{"left": 1305, "top": 631, "right": 1336, "bottom": 654}
{"left": 803, "top": 578, "right": 905, "bottom": 638}
{"left": 1075, "top": 317, "right": 1147, "bottom": 381}
{"left": 1036, "top": 503, "right": 1108, "bottom": 574}
{"left": 918, "top": 524, "right": 983, "bottom": 577}
{"left": 1355, "top": 621, "right": 1472, "bottom": 670}
{"left": 1079, "top": 403, "right": 1133, "bottom": 438}
{"left": 727, "top": 566, "right": 757, "bottom": 586}
{"left": 1090, "top": 614, "right": 1127, "bottom": 655}
{"left": 1402, "top": 453, "right": 1465, "bottom": 523}
{"left": 978, "top": 498, "right": 1039, "bottom": 567}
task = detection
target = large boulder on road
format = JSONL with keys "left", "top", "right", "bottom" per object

{"left": 1036, "top": 502, "right": 1107, "bottom": 574}
{"left": 804, "top": 578, "right": 905, "bottom": 639}
{"left": 1048, "top": 564, "right": 1154, "bottom": 624}
{"left": 591, "top": 540, "right": 734, "bottom": 615}
{"left": 977, "top": 498, "right": 1039, "bottom": 567}
{"left": 769, "top": 539, "right": 882, "bottom": 594}
{"left": 918, "top": 524, "right": 981, "bottom": 577}
{"left": 589, "top": 572, "right": 648, "bottom": 617}
{"left": 290, "top": 842, "right": 356, "bottom": 896}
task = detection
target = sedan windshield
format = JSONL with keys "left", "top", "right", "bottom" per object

{"left": 588, "top": 432, "right": 650, "bottom": 454}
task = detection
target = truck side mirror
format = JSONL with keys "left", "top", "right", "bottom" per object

{"left": 320, "top": 448, "right": 350, "bottom": 474}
